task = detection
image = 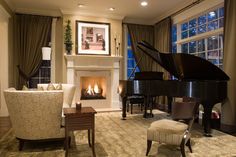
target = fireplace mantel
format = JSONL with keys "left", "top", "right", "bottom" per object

{"left": 64, "top": 54, "right": 122, "bottom": 111}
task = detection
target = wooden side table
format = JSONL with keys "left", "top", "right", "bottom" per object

{"left": 64, "top": 107, "right": 97, "bottom": 157}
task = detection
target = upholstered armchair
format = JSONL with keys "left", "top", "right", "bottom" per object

{"left": 4, "top": 88, "right": 65, "bottom": 150}
{"left": 37, "top": 84, "right": 76, "bottom": 108}
{"left": 146, "top": 100, "right": 198, "bottom": 157}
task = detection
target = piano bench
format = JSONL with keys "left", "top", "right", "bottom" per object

{"left": 127, "top": 96, "right": 144, "bottom": 114}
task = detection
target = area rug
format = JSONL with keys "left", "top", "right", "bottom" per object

{"left": 1, "top": 110, "right": 236, "bottom": 157}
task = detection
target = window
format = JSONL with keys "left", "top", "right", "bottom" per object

{"left": 127, "top": 34, "right": 140, "bottom": 79}
{"left": 172, "top": 5, "right": 224, "bottom": 69}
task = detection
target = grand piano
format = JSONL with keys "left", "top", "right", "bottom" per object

{"left": 119, "top": 41, "right": 230, "bottom": 136}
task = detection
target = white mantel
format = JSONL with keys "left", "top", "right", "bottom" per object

{"left": 64, "top": 54, "right": 122, "bottom": 111}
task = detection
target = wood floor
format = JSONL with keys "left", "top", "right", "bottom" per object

{"left": 0, "top": 117, "right": 11, "bottom": 138}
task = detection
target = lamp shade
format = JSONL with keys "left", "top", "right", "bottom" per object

{"left": 42, "top": 47, "right": 51, "bottom": 60}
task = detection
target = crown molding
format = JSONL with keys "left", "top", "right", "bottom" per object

{"left": 61, "top": 9, "right": 124, "bottom": 20}
{"left": 122, "top": 17, "right": 154, "bottom": 25}
{"left": 15, "top": 7, "right": 62, "bottom": 17}
{"left": 151, "top": 0, "right": 195, "bottom": 24}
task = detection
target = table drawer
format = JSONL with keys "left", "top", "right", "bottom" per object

{"left": 65, "top": 114, "right": 94, "bottom": 130}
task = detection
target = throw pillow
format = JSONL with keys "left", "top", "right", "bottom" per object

{"left": 55, "top": 83, "right": 62, "bottom": 90}
{"left": 47, "top": 83, "right": 56, "bottom": 90}
{"left": 22, "top": 85, "right": 29, "bottom": 91}
{"left": 37, "top": 86, "right": 44, "bottom": 91}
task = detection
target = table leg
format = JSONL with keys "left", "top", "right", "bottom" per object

{"left": 65, "top": 128, "right": 69, "bottom": 157}
{"left": 88, "top": 129, "right": 91, "bottom": 147}
{"left": 92, "top": 128, "right": 96, "bottom": 157}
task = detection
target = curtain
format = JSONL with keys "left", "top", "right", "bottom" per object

{"left": 154, "top": 17, "right": 171, "bottom": 80}
{"left": 14, "top": 14, "right": 52, "bottom": 89}
{"left": 154, "top": 17, "right": 172, "bottom": 106}
{"left": 221, "top": 0, "right": 236, "bottom": 132}
{"left": 127, "top": 24, "right": 154, "bottom": 72}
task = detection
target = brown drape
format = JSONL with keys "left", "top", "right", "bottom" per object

{"left": 154, "top": 17, "right": 171, "bottom": 79}
{"left": 127, "top": 24, "right": 154, "bottom": 71}
{"left": 154, "top": 17, "right": 172, "bottom": 106}
{"left": 14, "top": 14, "right": 52, "bottom": 89}
{"left": 221, "top": 0, "right": 236, "bottom": 132}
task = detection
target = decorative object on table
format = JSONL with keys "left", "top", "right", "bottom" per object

{"left": 76, "top": 21, "right": 110, "bottom": 55}
{"left": 114, "top": 34, "right": 121, "bottom": 56}
{"left": 64, "top": 20, "right": 73, "bottom": 55}
{"left": 76, "top": 102, "right": 82, "bottom": 110}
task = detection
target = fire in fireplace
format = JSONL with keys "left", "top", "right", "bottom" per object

{"left": 80, "top": 76, "right": 106, "bottom": 100}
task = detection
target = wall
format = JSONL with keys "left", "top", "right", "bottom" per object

{"left": 59, "top": 15, "right": 123, "bottom": 83}
{"left": 0, "top": 2, "right": 13, "bottom": 116}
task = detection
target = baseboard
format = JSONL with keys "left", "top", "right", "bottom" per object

{"left": 220, "top": 123, "right": 236, "bottom": 134}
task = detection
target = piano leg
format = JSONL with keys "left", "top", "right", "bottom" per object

{"left": 167, "top": 96, "right": 173, "bottom": 113}
{"left": 203, "top": 104, "right": 214, "bottom": 137}
{"left": 143, "top": 95, "right": 154, "bottom": 118}
{"left": 122, "top": 97, "right": 127, "bottom": 120}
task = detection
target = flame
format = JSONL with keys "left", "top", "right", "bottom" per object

{"left": 94, "top": 83, "right": 99, "bottom": 94}
{"left": 87, "top": 84, "right": 93, "bottom": 95}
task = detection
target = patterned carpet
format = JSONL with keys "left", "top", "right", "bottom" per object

{"left": 1, "top": 110, "right": 236, "bottom": 157}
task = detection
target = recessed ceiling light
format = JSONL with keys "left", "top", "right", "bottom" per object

{"left": 141, "top": 1, "right": 148, "bottom": 7}
{"left": 109, "top": 7, "right": 115, "bottom": 11}
{"left": 78, "top": 4, "right": 85, "bottom": 8}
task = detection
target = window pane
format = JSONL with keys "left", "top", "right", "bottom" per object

{"left": 198, "top": 52, "right": 206, "bottom": 59}
{"left": 127, "top": 34, "right": 132, "bottom": 46}
{"left": 128, "top": 59, "right": 135, "bottom": 68}
{"left": 128, "top": 49, "right": 133, "bottom": 58}
{"left": 198, "top": 24, "right": 206, "bottom": 34}
{"left": 219, "top": 7, "right": 224, "bottom": 17}
{"left": 208, "top": 50, "right": 219, "bottom": 59}
{"left": 189, "top": 41, "right": 196, "bottom": 53}
{"left": 208, "top": 10, "right": 218, "bottom": 22}
{"left": 181, "top": 22, "right": 188, "bottom": 31}
{"left": 198, "top": 15, "right": 206, "bottom": 25}
{"left": 197, "top": 39, "right": 205, "bottom": 52}
{"left": 219, "top": 18, "right": 224, "bottom": 28}
{"left": 172, "top": 25, "right": 177, "bottom": 42}
{"left": 207, "top": 36, "right": 219, "bottom": 50}
{"left": 172, "top": 43, "right": 177, "bottom": 53}
{"left": 219, "top": 50, "right": 223, "bottom": 59}
{"left": 189, "top": 19, "right": 197, "bottom": 28}
{"left": 181, "top": 31, "right": 188, "bottom": 39}
{"left": 182, "top": 43, "right": 188, "bottom": 53}
{"left": 208, "top": 20, "right": 218, "bottom": 31}
{"left": 127, "top": 69, "right": 133, "bottom": 78}
{"left": 189, "top": 28, "right": 196, "bottom": 37}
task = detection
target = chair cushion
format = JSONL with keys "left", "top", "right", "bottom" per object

{"left": 147, "top": 119, "right": 188, "bottom": 145}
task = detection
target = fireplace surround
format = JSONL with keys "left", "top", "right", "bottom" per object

{"left": 65, "top": 55, "right": 122, "bottom": 111}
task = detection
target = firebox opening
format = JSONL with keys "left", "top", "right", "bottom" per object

{"left": 80, "top": 76, "right": 106, "bottom": 100}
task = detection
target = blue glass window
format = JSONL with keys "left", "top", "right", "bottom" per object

{"left": 181, "top": 22, "right": 188, "bottom": 31}
{"left": 198, "top": 15, "right": 206, "bottom": 25}
{"left": 182, "top": 43, "right": 188, "bottom": 53}
{"left": 127, "top": 34, "right": 140, "bottom": 79}
{"left": 198, "top": 53, "right": 206, "bottom": 59}
{"left": 208, "top": 10, "right": 218, "bottom": 22}
{"left": 172, "top": 25, "right": 177, "bottom": 42}
{"left": 181, "top": 31, "right": 188, "bottom": 39}
{"left": 189, "top": 28, "right": 196, "bottom": 37}
{"left": 208, "top": 21, "right": 218, "bottom": 31}
{"left": 198, "top": 25, "right": 206, "bottom": 34}
{"left": 189, "top": 19, "right": 197, "bottom": 28}
{"left": 172, "top": 43, "right": 177, "bottom": 53}
{"left": 189, "top": 41, "right": 196, "bottom": 53}
{"left": 197, "top": 39, "right": 205, "bottom": 52}
{"left": 207, "top": 36, "right": 219, "bottom": 50}
{"left": 219, "top": 7, "right": 224, "bottom": 17}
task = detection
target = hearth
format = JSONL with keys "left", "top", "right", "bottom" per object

{"left": 80, "top": 76, "right": 106, "bottom": 100}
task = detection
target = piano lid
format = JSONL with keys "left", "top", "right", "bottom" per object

{"left": 137, "top": 41, "right": 230, "bottom": 81}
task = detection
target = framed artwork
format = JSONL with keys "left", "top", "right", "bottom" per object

{"left": 76, "top": 21, "right": 110, "bottom": 55}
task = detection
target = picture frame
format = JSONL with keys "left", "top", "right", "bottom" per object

{"left": 76, "top": 21, "right": 110, "bottom": 55}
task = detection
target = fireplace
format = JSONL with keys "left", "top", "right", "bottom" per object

{"left": 80, "top": 76, "right": 106, "bottom": 100}
{"left": 65, "top": 55, "right": 122, "bottom": 111}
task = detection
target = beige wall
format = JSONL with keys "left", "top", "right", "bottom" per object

{"left": 57, "top": 15, "right": 123, "bottom": 83}
{"left": 0, "top": 2, "right": 13, "bottom": 116}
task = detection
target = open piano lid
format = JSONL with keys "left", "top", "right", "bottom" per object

{"left": 137, "top": 41, "right": 230, "bottom": 81}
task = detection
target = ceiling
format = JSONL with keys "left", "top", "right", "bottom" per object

{"left": 5, "top": 0, "right": 196, "bottom": 24}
